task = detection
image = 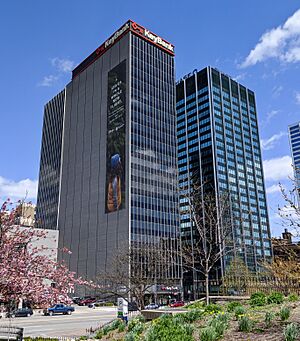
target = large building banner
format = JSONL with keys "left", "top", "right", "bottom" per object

{"left": 105, "top": 60, "right": 126, "bottom": 213}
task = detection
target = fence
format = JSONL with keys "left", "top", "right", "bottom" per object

{"left": 194, "top": 277, "right": 300, "bottom": 297}
{"left": 0, "top": 326, "right": 23, "bottom": 341}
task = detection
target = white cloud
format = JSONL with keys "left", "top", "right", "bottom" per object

{"left": 241, "top": 9, "right": 300, "bottom": 67}
{"left": 262, "top": 110, "right": 279, "bottom": 126}
{"left": 272, "top": 85, "right": 283, "bottom": 97}
{"left": 233, "top": 73, "right": 247, "bottom": 82}
{"left": 266, "top": 184, "right": 281, "bottom": 194}
{"left": 0, "top": 176, "right": 38, "bottom": 201}
{"left": 38, "top": 57, "right": 75, "bottom": 87}
{"left": 263, "top": 155, "right": 293, "bottom": 181}
{"left": 51, "top": 58, "right": 75, "bottom": 73}
{"left": 38, "top": 75, "right": 59, "bottom": 87}
{"left": 295, "top": 91, "right": 300, "bottom": 104}
{"left": 261, "top": 131, "right": 287, "bottom": 150}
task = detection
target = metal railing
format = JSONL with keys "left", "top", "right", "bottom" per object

{"left": 0, "top": 326, "right": 23, "bottom": 341}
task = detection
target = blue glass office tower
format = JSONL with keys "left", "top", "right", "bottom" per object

{"left": 288, "top": 122, "right": 300, "bottom": 199}
{"left": 176, "top": 67, "right": 272, "bottom": 295}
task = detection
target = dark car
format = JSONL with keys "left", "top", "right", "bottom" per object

{"left": 169, "top": 301, "right": 185, "bottom": 308}
{"left": 72, "top": 297, "right": 82, "bottom": 305}
{"left": 128, "top": 301, "right": 139, "bottom": 312}
{"left": 6, "top": 308, "right": 33, "bottom": 318}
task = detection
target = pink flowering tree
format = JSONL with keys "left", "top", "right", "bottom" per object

{"left": 0, "top": 200, "right": 92, "bottom": 309}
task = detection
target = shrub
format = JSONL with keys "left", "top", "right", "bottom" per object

{"left": 102, "top": 325, "right": 111, "bottom": 335}
{"left": 238, "top": 315, "right": 253, "bottom": 332}
{"left": 186, "top": 300, "right": 205, "bottom": 309}
{"left": 215, "top": 312, "right": 230, "bottom": 325}
{"left": 176, "top": 309, "right": 203, "bottom": 323}
{"left": 288, "top": 294, "right": 299, "bottom": 302}
{"left": 128, "top": 315, "right": 145, "bottom": 332}
{"left": 279, "top": 306, "right": 291, "bottom": 321}
{"left": 234, "top": 306, "right": 246, "bottom": 320}
{"left": 250, "top": 292, "right": 266, "bottom": 306}
{"left": 200, "top": 326, "right": 218, "bottom": 341}
{"left": 267, "top": 292, "right": 284, "bottom": 304}
{"left": 284, "top": 323, "right": 299, "bottom": 341}
{"left": 111, "top": 319, "right": 122, "bottom": 329}
{"left": 204, "top": 303, "right": 222, "bottom": 315}
{"left": 209, "top": 319, "right": 227, "bottom": 338}
{"left": 265, "top": 311, "right": 275, "bottom": 328}
{"left": 124, "top": 332, "right": 135, "bottom": 341}
{"left": 227, "top": 301, "right": 243, "bottom": 312}
{"left": 95, "top": 330, "right": 103, "bottom": 339}
{"left": 118, "top": 321, "right": 126, "bottom": 332}
{"left": 132, "top": 321, "right": 144, "bottom": 335}
{"left": 145, "top": 314, "right": 194, "bottom": 341}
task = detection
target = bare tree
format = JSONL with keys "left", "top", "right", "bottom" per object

{"left": 221, "top": 257, "right": 254, "bottom": 295}
{"left": 278, "top": 169, "right": 300, "bottom": 236}
{"left": 181, "top": 184, "right": 234, "bottom": 305}
{"left": 96, "top": 240, "right": 180, "bottom": 310}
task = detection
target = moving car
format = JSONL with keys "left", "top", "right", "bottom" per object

{"left": 6, "top": 308, "right": 33, "bottom": 318}
{"left": 145, "top": 303, "right": 160, "bottom": 310}
{"left": 43, "top": 304, "right": 75, "bottom": 316}
{"left": 169, "top": 301, "right": 185, "bottom": 308}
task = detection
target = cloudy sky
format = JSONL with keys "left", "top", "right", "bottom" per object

{"left": 1, "top": 1, "right": 299, "bottom": 236}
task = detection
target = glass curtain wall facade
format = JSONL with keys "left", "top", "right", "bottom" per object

{"left": 130, "top": 34, "right": 180, "bottom": 281}
{"left": 36, "top": 21, "right": 181, "bottom": 293}
{"left": 176, "top": 67, "right": 272, "bottom": 294}
{"left": 36, "top": 90, "right": 65, "bottom": 230}
{"left": 288, "top": 122, "right": 300, "bottom": 201}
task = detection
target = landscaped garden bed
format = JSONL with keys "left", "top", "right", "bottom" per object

{"left": 81, "top": 292, "right": 300, "bottom": 340}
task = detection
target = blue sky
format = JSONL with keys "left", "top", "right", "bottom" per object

{"left": 1, "top": 1, "right": 300, "bottom": 237}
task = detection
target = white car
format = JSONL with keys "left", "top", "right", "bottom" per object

{"left": 145, "top": 303, "right": 160, "bottom": 310}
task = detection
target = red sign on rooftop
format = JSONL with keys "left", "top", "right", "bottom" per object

{"left": 72, "top": 20, "right": 174, "bottom": 79}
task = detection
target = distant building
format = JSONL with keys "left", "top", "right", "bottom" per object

{"left": 272, "top": 228, "right": 300, "bottom": 261}
{"left": 15, "top": 202, "right": 35, "bottom": 227}
{"left": 288, "top": 122, "right": 300, "bottom": 201}
{"left": 176, "top": 67, "right": 272, "bottom": 295}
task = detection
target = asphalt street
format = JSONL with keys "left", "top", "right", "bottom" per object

{"left": 0, "top": 306, "right": 117, "bottom": 338}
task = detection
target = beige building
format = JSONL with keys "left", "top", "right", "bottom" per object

{"left": 15, "top": 202, "right": 36, "bottom": 227}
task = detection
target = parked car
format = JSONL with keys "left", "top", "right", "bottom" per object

{"left": 145, "top": 303, "right": 160, "bottom": 310}
{"left": 72, "top": 297, "right": 82, "bottom": 305}
{"left": 43, "top": 304, "right": 75, "bottom": 316}
{"left": 78, "top": 297, "right": 96, "bottom": 306}
{"left": 127, "top": 301, "right": 138, "bottom": 311}
{"left": 6, "top": 308, "right": 33, "bottom": 318}
{"left": 169, "top": 301, "right": 185, "bottom": 308}
{"left": 88, "top": 300, "right": 107, "bottom": 308}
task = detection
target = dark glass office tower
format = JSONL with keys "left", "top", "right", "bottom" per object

{"left": 176, "top": 67, "right": 272, "bottom": 294}
{"left": 36, "top": 21, "right": 181, "bottom": 293}
{"left": 36, "top": 90, "right": 65, "bottom": 230}
{"left": 288, "top": 122, "right": 300, "bottom": 200}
